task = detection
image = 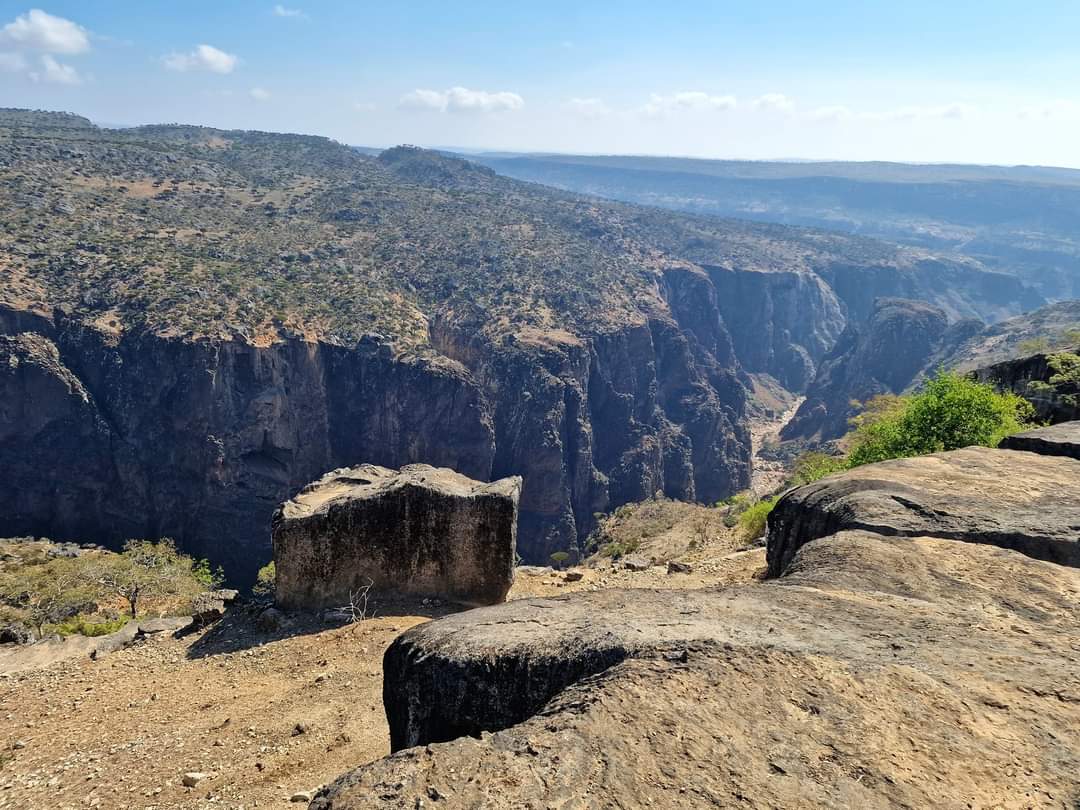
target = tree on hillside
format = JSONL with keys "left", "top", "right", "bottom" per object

{"left": 94, "top": 539, "right": 220, "bottom": 618}
{"left": 0, "top": 558, "right": 98, "bottom": 640}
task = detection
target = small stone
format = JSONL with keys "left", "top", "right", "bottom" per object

{"left": 622, "top": 555, "right": 650, "bottom": 572}
{"left": 667, "top": 561, "right": 693, "bottom": 574}
{"left": 563, "top": 570, "right": 584, "bottom": 582}
{"left": 12, "top": 740, "right": 26, "bottom": 750}
{"left": 257, "top": 607, "right": 285, "bottom": 632}
{"left": 181, "top": 772, "right": 208, "bottom": 788}
{"left": 291, "top": 722, "right": 309, "bottom": 736}
{"left": 290, "top": 790, "right": 313, "bottom": 802}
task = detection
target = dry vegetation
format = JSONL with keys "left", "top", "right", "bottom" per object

{"left": 0, "top": 109, "right": 956, "bottom": 352}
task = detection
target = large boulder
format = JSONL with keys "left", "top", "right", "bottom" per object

{"left": 272, "top": 464, "right": 521, "bottom": 610}
{"left": 313, "top": 530, "right": 1080, "bottom": 809}
{"left": 1000, "top": 420, "right": 1080, "bottom": 461}
{"left": 766, "top": 445, "right": 1080, "bottom": 576}
{"left": 311, "top": 443, "right": 1080, "bottom": 808}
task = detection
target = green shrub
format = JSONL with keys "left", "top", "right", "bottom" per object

{"left": 846, "top": 370, "right": 1034, "bottom": 468}
{"left": 55, "top": 615, "right": 129, "bottom": 637}
{"left": 549, "top": 551, "right": 570, "bottom": 569}
{"left": 253, "top": 561, "right": 276, "bottom": 597}
{"left": 1018, "top": 336, "right": 1050, "bottom": 355}
{"left": 94, "top": 538, "right": 218, "bottom": 618}
{"left": 599, "top": 538, "right": 640, "bottom": 560}
{"left": 789, "top": 452, "right": 847, "bottom": 486}
{"left": 737, "top": 497, "right": 778, "bottom": 542}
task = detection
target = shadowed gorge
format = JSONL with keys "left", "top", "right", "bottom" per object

{"left": 0, "top": 112, "right": 1052, "bottom": 579}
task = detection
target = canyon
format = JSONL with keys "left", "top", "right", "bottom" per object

{"left": 0, "top": 111, "right": 1047, "bottom": 579}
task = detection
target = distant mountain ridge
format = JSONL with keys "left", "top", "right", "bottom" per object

{"left": 468, "top": 151, "right": 1080, "bottom": 300}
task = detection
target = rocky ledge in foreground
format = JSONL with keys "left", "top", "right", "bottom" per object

{"left": 312, "top": 439, "right": 1080, "bottom": 809}
{"left": 272, "top": 464, "right": 521, "bottom": 610}
{"left": 766, "top": 439, "right": 1080, "bottom": 577}
{"left": 1000, "top": 420, "right": 1080, "bottom": 461}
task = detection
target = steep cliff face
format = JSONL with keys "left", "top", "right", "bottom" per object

{"left": 1, "top": 285, "right": 752, "bottom": 578}
{"left": 704, "top": 266, "right": 844, "bottom": 391}
{"left": 429, "top": 274, "right": 751, "bottom": 563}
{"left": 0, "top": 307, "right": 496, "bottom": 581}
{"left": 781, "top": 299, "right": 971, "bottom": 441}
{"left": 783, "top": 298, "right": 1080, "bottom": 442}
{"left": 971, "top": 350, "right": 1080, "bottom": 424}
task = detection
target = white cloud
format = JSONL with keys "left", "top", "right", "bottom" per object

{"left": 163, "top": 44, "right": 238, "bottom": 74}
{"left": 398, "top": 86, "right": 525, "bottom": 113}
{"left": 34, "top": 53, "right": 81, "bottom": 84}
{"left": 1017, "top": 99, "right": 1080, "bottom": 121}
{"left": 642, "top": 91, "right": 737, "bottom": 117}
{"left": 272, "top": 4, "right": 308, "bottom": 19}
{"left": 0, "top": 51, "right": 26, "bottom": 72}
{"left": 1, "top": 9, "right": 89, "bottom": 55}
{"left": 809, "top": 105, "right": 852, "bottom": 122}
{"left": 565, "top": 97, "right": 611, "bottom": 118}
{"left": 250, "top": 86, "right": 271, "bottom": 101}
{"left": 864, "top": 103, "right": 974, "bottom": 122}
{"left": 753, "top": 93, "right": 795, "bottom": 113}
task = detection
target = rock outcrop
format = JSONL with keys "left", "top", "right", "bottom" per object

{"left": 781, "top": 298, "right": 976, "bottom": 441}
{"left": 766, "top": 444, "right": 1080, "bottom": 576}
{"left": 785, "top": 299, "right": 1080, "bottom": 441}
{"left": 312, "top": 441, "right": 1080, "bottom": 809}
{"left": 972, "top": 347, "right": 1080, "bottom": 424}
{"left": 0, "top": 301, "right": 751, "bottom": 578}
{"left": 272, "top": 464, "right": 520, "bottom": 610}
{"left": 318, "top": 541, "right": 1079, "bottom": 808}
{"left": 1000, "top": 421, "right": 1080, "bottom": 461}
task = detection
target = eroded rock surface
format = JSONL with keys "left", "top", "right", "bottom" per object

{"left": 313, "top": 443, "right": 1080, "bottom": 809}
{"left": 766, "top": 445, "right": 1080, "bottom": 576}
{"left": 315, "top": 529, "right": 1080, "bottom": 809}
{"left": 273, "top": 464, "right": 521, "bottom": 610}
{"left": 1000, "top": 421, "right": 1080, "bottom": 460}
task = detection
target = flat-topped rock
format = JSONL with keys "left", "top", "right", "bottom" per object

{"left": 766, "top": 445, "right": 1080, "bottom": 576}
{"left": 272, "top": 464, "right": 521, "bottom": 610}
{"left": 1000, "top": 420, "right": 1080, "bottom": 461}
{"left": 314, "top": 530, "right": 1080, "bottom": 808}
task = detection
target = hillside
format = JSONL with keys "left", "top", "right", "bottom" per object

{"left": 0, "top": 109, "right": 1044, "bottom": 579}
{"left": 783, "top": 299, "right": 1080, "bottom": 440}
{"left": 470, "top": 151, "right": 1080, "bottom": 300}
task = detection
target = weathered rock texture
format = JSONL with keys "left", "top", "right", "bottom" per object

{"left": 782, "top": 297, "right": 978, "bottom": 441}
{"left": 1000, "top": 420, "right": 1080, "bottom": 461}
{"left": 273, "top": 464, "right": 520, "bottom": 610}
{"left": 311, "top": 442, "right": 1080, "bottom": 808}
{"left": 785, "top": 299, "right": 1080, "bottom": 441}
{"left": 766, "top": 445, "right": 1080, "bottom": 576}
{"left": 972, "top": 348, "right": 1080, "bottom": 425}
{"left": 316, "top": 526, "right": 1080, "bottom": 808}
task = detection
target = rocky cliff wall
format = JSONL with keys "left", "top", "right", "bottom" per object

{"left": 0, "top": 270, "right": 753, "bottom": 580}
{"left": 0, "top": 308, "right": 496, "bottom": 582}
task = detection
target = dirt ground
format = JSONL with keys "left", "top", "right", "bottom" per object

{"left": 0, "top": 529, "right": 764, "bottom": 810}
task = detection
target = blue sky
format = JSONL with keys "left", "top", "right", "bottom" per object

{"left": 2, "top": 2, "right": 1080, "bottom": 165}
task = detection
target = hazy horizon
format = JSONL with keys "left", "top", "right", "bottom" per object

{"left": 2, "top": 2, "right": 1080, "bottom": 168}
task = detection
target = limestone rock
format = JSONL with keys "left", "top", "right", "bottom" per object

{"left": 190, "top": 589, "right": 238, "bottom": 627}
{"left": 315, "top": 530, "right": 1080, "bottom": 808}
{"left": 766, "top": 445, "right": 1080, "bottom": 577}
{"left": 999, "top": 421, "right": 1080, "bottom": 461}
{"left": 272, "top": 464, "right": 521, "bottom": 610}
